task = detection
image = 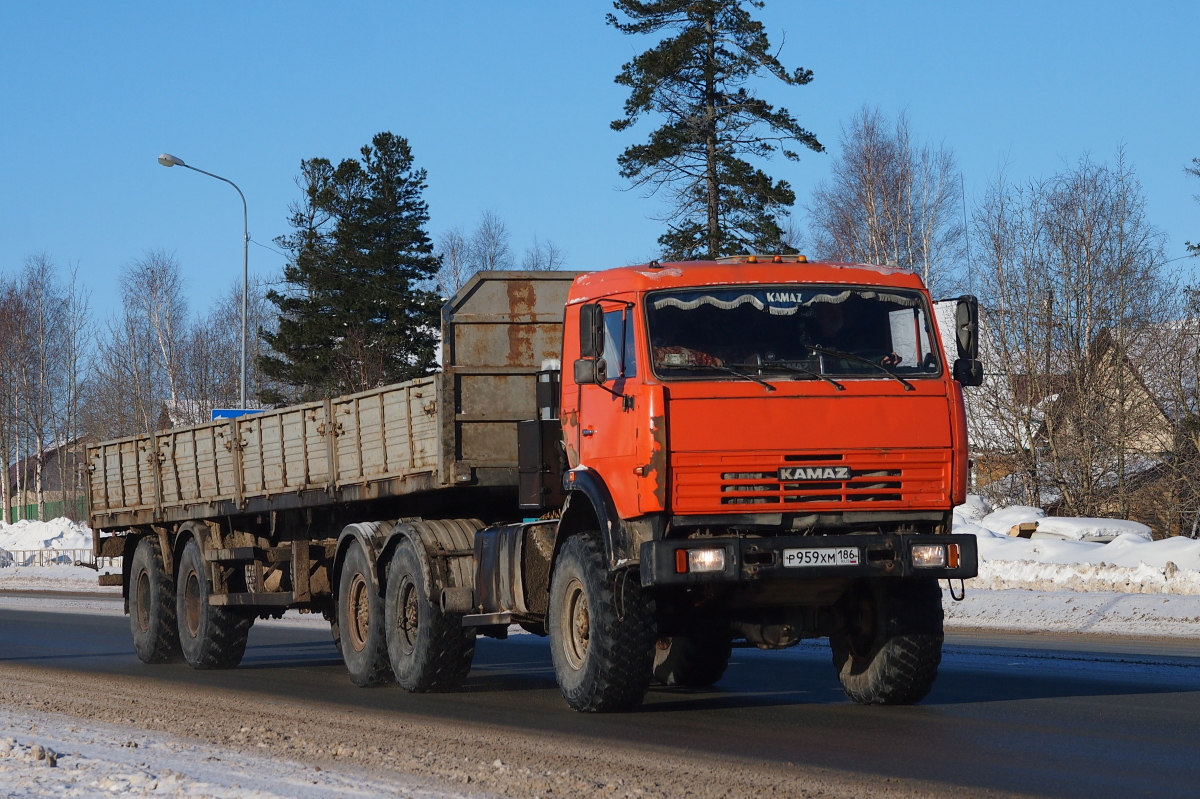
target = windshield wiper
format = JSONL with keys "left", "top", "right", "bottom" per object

{"left": 659, "top": 363, "right": 776, "bottom": 392}
{"left": 738, "top": 361, "right": 845, "bottom": 392}
{"left": 805, "top": 346, "right": 915, "bottom": 391}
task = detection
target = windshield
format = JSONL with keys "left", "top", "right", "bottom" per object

{"left": 645, "top": 286, "right": 941, "bottom": 382}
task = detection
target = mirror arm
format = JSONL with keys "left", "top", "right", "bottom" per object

{"left": 596, "top": 381, "right": 634, "bottom": 409}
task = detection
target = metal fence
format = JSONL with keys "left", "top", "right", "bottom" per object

{"left": 0, "top": 548, "right": 121, "bottom": 569}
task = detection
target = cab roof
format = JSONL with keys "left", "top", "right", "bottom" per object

{"left": 568, "top": 256, "right": 928, "bottom": 303}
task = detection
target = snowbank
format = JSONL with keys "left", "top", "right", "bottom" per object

{"left": 978, "top": 505, "right": 1044, "bottom": 536}
{"left": 955, "top": 496, "right": 1200, "bottom": 595}
{"left": 0, "top": 518, "right": 91, "bottom": 551}
{"left": 1033, "top": 516, "right": 1153, "bottom": 542}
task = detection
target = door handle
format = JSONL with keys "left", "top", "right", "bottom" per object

{"left": 581, "top": 428, "right": 596, "bottom": 437}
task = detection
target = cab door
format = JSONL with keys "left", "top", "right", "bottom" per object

{"left": 578, "top": 302, "right": 641, "bottom": 518}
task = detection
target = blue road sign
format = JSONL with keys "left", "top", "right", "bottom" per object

{"left": 211, "top": 409, "right": 267, "bottom": 421}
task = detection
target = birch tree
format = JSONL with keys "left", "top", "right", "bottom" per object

{"left": 806, "top": 107, "right": 963, "bottom": 294}
{"left": 972, "top": 153, "right": 1178, "bottom": 524}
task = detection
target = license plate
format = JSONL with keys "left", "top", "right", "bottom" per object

{"left": 782, "top": 547, "right": 860, "bottom": 567}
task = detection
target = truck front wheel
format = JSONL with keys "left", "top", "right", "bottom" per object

{"left": 128, "top": 536, "right": 180, "bottom": 664}
{"left": 337, "top": 542, "right": 393, "bottom": 687}
{"left": 385, "top": 539, "right": 475, "bottom": 692}
{"left": 830, "top": 578, "right": 944, "bottom": 705}
{"left": 548, "top": 533, "right": 656, "bottom": 712}
{"left": 176, "top": 538, "right": 253, "bottom": 670}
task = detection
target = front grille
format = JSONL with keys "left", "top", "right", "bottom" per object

{"left": 674, "top": 451, "right": 949, "bottom": 512}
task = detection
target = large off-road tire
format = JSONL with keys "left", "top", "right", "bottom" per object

{"left": 128, "top": 536, "right": 181, "bottom": 664}
{"left": 548, "top": 533, "right": 656, "bottom": 712}
{"left": 176, "top": 538, "right": 252, "bottom": 670}
{"left": 830, "top": 578, "right": 944, "bottom": 705}
{"left": 652, "top": 629, "right": 733, "bottom": 687}
{"left": 337, "top": 542, "right": 393, "bottom": 687}
{"left": 384, "top": 539, "right": 476, "bottom": 692}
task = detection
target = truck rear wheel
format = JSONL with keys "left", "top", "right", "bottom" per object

{"left": 128, "top": 536, "right": 180, "bottom": 664}
{"left": 652, "top": 630, "right": 733, "bottom": 687}
{"left": 176, "top": 538, "right": 252, "bottom": 670}
{"left": 548, "top": 533, "right": 656, "bottom": 712}
{"left": 337, "top": 542, "right": 393, "bottom": 687}
{"left": 830, "top": 578, "right": 944, "bottom": 705}
{"left": 385, "top": 539, "right": 476, "bottom": 692}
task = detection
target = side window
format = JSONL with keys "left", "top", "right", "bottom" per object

{"left": 888, "top": 307, "right": 934, "bottom": 370}
{"left": 601, "top": 307, "right": 637, "bottom": 380}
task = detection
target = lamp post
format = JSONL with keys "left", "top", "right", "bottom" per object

{"left": 158, "top": 153, "right": 250, "bottom": 410}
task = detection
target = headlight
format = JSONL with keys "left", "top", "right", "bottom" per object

{"left": 675, "top": 547, "right": 727, "bottom": 573}
{"left": 911, "top": 544, "right": 946, "bottom": 568}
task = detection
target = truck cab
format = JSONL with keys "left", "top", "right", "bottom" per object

{"left": 522, "top": 255, "right": 980, "bottom": 705}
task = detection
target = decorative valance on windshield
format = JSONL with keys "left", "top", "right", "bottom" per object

{"left": 652, "top": 289, "right": 920, "bottom": 315}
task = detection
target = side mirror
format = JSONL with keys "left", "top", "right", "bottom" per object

{"left": 579, "top": 303, "right": 605, "bottom": 359}
{"left": 573, "top": 358, "right": 608, "bottom": 386}
{"left": 955, "top": 296, "right": 979, "bottom": 360}
{"left": 953, "top": 358, "right": 984, "bottom": 387}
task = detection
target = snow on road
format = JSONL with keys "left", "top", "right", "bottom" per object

{"left": 0, "top": 705, "right": 481, "bottom": 799}
{"left": 0, "top": 564, "right": 120, "bottom": 593}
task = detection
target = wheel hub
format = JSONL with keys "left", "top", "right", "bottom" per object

{"left": 348, "top": 572, "right": 371, "bottom": 653}
{"left": 135, "top": 571, "right": 151, "bottom": 633}
{"left": 183, "top": 569, "right": 202, "bottom": 637}
{"left": 560, "top": 578, "right": 590, "bottom": 670}
{"left": 398, "top": 579, "right": 419, "bottom": 655}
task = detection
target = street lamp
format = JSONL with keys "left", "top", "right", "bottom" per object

{"left": 158, "top": 153, "right": 250, "bottom": 410}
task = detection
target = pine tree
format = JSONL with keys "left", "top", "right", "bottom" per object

{"left": 260, "top": 133, "right": 441, "bottom": 402}
{"left": 608, "top": 0, "right": 823, "bottom": 260}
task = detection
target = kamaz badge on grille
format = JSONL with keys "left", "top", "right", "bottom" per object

{"left": 779, "top": 466, "right": 851, "bottom": 481}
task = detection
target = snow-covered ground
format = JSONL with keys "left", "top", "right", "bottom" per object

{"left": 0, "top": 706, "right": 477, "bottom": 798}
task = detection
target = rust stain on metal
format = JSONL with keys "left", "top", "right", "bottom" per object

{"left": 562, "top": 409, "right": 580, "bottom": 467}
{"left": 643, "top": 412, "right": 668, "bottom": 509}
{"left": 506, "top": 280, "right": 536, "bottom": 366}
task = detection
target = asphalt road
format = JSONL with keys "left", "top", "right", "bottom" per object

{"left": 3, "top": 599, "right": 1199, "bottom": 799}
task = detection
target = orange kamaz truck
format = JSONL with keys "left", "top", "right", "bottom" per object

{"left": 89, "top": 257, "right": 981, "bottom": 712}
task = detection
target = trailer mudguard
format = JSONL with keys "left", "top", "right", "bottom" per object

{"left": 333, "top": 521, "right": 390, "bottom": 597}
{"left": 335, "top": 519, "right": 483, "bottom": 602}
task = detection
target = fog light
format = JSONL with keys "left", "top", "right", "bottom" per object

{"left": 911, "top": 544, "right": 946, "bottom": 568}
{"left": 687, "top": 548, "right": 726, "bottom": 573}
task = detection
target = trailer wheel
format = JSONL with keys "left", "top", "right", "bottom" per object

{"left": 337, "top": 542, "right": 393, "bottom": 687}
{"left": 129, "top": 536, "right": 181, "bottom": 664}
{"left": 176, "top": 538, "right": 252, "bottom": 670}
{"left": 652, "top": 630, "right": 733, "bottom": 687}
{"left": 548, "top": 533, "right": 656, "bottom": 712}
{"left": 384, "top": 539, "right": 475, "bottom": 692}
{"left": 830, "top": 578, "right": 944, "bottom": 705}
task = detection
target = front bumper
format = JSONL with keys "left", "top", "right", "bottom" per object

{"left": 639, "top": 533, "right": 978, "bottom": 587}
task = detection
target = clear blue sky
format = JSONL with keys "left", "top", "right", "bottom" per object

{"left": 1, "top": 1, "right": 1197, "bottom": 322}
